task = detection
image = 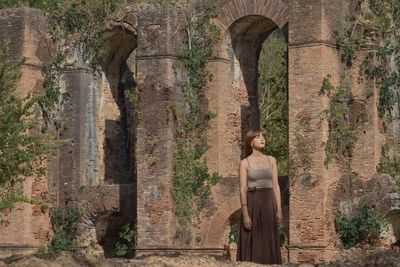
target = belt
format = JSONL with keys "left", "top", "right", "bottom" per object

{"left": 247, "top": 186, "right": 272, "bottom": 192}
{"left": 247, "top": 186, "right": 257, "bottom": 193}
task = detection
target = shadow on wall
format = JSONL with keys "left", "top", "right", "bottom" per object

{"left": 99, "top": 25, "right": 137, "bottom": 184}
{"left": 104, "top": 63, "right": 137, "bottom": 184}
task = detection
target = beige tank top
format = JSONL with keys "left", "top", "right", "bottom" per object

{"left": 247, "top": 157, "right": 273, "bottom": 188}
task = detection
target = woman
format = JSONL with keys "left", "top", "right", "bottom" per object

{"left": 236, "top": 129, "right": 282, "bottom": 264}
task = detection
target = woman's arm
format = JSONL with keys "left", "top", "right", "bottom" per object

{"left": 271, "top": 156, "right": 282, "bottom": 222}
{"left": 239, "top": 160, "right": 252, "bottom": 230}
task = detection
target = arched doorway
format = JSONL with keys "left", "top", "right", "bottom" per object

{"left": 203, "top": 0, "right": 288, "bottom": 257}
{"left": 205, "top": 0, "right": 288, "bottom": 177}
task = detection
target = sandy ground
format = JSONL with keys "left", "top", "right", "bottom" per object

{"left": 0, "top": 248, "right": 399, "bottom": 267}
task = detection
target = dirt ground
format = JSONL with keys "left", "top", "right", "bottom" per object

{"left": 0, "top": 248, "right": 399, "bottom": 267}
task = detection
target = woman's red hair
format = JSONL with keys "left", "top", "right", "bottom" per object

{"left": 243, "top": 129, "right": 266, "bottom": 158}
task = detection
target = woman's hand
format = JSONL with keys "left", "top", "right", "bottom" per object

{"left": 276, "top": 209, "right": 283, "bottom": 223}
{"left": 243, "top": 214, "right": 252, "bottom": 231}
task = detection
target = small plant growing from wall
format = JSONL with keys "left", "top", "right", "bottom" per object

{"left": 48, "top": 207, "right": 80, "bottom": 253}
{"left": 114, "top": 223, "right": 135, "bottom": 257}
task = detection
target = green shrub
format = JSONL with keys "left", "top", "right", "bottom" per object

{"left": 48, "top": 207, "right": 79, "bottom": 253}
{"left": 258, "top": 29, "right": 288, "bottom": 176}
{"left": 228, "top": 226, "right": 239, "bottom": 244}
{"left": 334, "top": 201, "right": 389, "bottom": 249}
{"left": 114, "top": 223, "right": 135, "bottom": 257}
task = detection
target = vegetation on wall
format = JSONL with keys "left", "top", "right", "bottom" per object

{"left": 377, "top": 145, "right": 400, "bottom": 190}
{"left": 114, "top": 223, "right": 135, "bottom": 257}
{"left": 0, "top": 44, "right": 59, "bottom": 211}
{"left": 335, "top": 200, "right": 389, "bottom": 249}
{"left": 0, "top": 0, "right": 124, "bottom": 56}
{"left": 335, "top": 0, "right": 399, "bottom": 122}
{"left": 39, "top": 52, "right": 68, "bottom": 131}
{"left": 171, "top": 0, "right": 221, "bottom": 242}
{"left": 329, "top": 0, "right": 399, "bottom": 244}
{"left": 329, "top": 0, "right": 400, "bottom": 194}
{"left": 48, "top": 207, "right": 80, "bottom": 252}
{"left": 0, "top": 0, "right": 127, "bottom": 208}
{"left": 258, "top": 29, "right": 288, "bottom": 176}
{"left": 0, "top": 0, "right": 126, "bottom": 129}
{"left": 320, "top": 75, "right": 367, "bottom": 167}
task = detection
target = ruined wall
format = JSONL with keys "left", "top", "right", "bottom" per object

{"left": 1, "top": 0, "right": 398, "bottom": 262}
{"left": 0, "top": 7, "right": 137, "bottom": 258}
{"left": 288, "top": 0, "right": 398, "bottom": 263}
{"left": 52, "top": 12, "right": 138, "bottom": 257}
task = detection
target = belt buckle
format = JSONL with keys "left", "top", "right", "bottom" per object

{"left": 248, "top": 186, "right": 256, "bottom": 193}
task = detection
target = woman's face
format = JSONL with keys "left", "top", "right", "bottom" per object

{"left": 251, "top": 133, "right": 265, "bottom": 149}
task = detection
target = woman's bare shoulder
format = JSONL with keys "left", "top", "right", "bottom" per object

{"left": 239, "top": 158, "right": 249, "bottom": 167}
{"left": 266, "top": 155, "right": 277, "bottom": 162}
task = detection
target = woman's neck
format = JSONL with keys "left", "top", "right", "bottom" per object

{"left": 251, "top": 149, "right": 264, "bottom": 158}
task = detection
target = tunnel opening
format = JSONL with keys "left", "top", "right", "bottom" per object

{"left": 95, "top": 211, "right": 134, "bottom": 258}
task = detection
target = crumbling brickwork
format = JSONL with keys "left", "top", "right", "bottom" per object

{"left": 0, "top": 0, "right": 398, "bottom": 263}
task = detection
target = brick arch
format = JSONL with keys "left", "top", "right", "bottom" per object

{"left": 214, "top": 0, "right": 288, "bottom": 32}
{"left": 204, "top": 196, "right": 241, "bottom": 246}
{"left": 80, "top": 197, "right": 121, "bottom": 222}
{"left": 77, "top": 185, "right": 135, "bottom": 222}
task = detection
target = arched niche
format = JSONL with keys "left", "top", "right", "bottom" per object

{"left": 95, "top": 24, "right": 138, "bottom": 184}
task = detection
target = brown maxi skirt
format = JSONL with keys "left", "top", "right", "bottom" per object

{"left": 236, "top": 187, "right": 282, "bottom": 264}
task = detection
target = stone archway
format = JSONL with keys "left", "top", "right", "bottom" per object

{"left": 212, "top": 0, "right": 287, "bottom": 31}
{"left": 202, "top": 0, "right": 288, "bottom": 258}
{"left": 204, "top": 196, "right": 241, "bottom": 246}
{"left": 205, "top": 0, "right": 288, "bottom": 177}
{"left": 76, "top": 184, "right": 135, "bottom": 257}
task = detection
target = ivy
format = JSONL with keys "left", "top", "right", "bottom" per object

{"left": 171, "top": 0, "right": 221, "bottom": 242}
{"left": 1, "top": 0, "right": 126, "bottom": 128}
{"left": 334, "top": 0, "right": 399, "bottom": 122}
{"left": 320, "top": 75, "right": 365, "bottom": 166}
{"left": 38, "top": 52, "right": 69, "bottom": 131}
{"left": 333, "top": 0, "right": 399, "bottom": 189}
{"left": 0, "top": 0, "right": 124, "bottom": 54}
{"left": 0, "top": 43, "right": 59, "bottom": 210}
